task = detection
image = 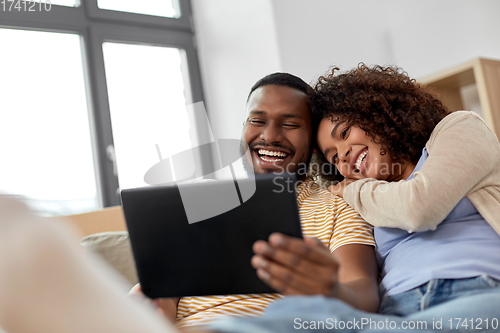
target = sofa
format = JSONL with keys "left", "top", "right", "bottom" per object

{"left": 50, "top": 206, "right": 138, "bottom": 288}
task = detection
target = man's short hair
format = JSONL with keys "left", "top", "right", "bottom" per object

{"left": 246, "top": 72, "right": 312, "bottom": 102}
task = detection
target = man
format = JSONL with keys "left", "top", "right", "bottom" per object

{"left": 171, "top": 73, "right": 378, "bottom": 327}
{"left": 0, "top": 73, "right": 378, "bottom": 332}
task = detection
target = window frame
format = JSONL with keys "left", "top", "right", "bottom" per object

{"left": 0, "top": 0, "right": 212, "bottom": 209}
{"left": 85, "top": 0, "right": 190, "bottom": 29}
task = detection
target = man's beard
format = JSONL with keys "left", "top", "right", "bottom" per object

{"left": 240, "top": 141, "right": 256, "bottom": 176}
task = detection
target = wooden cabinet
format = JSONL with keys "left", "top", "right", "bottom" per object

{"left": 419, "top": 58, "right": 500, "bottom": 137}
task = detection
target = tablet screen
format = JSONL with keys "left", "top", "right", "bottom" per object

{"left": 121, "top": 173, "right": 303, "bottom": 298}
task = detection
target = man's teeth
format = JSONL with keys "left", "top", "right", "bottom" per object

{"left": 355, "top": 150, "right": 368, "bottom": 170}
{"left": 258, "top": 149, "right": 288, "bottom": 158}
{"left": 261, "top": 156, "right": 282, "bottom": 162}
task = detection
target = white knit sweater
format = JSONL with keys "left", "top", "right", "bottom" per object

{"left": 343, "top": 111, "right": 500, "bottom": 236}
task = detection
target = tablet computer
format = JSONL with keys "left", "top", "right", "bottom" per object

{"left": 120, "top": 173, "right": 302, "bottom": 298}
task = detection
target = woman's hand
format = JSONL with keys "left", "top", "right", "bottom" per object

{"left": 328, "top": 178, "right": 357, "bottom": 197}
{"left": 251, "top": 233, "right": 340, "bottom": 297}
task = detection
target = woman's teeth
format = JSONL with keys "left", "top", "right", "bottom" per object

{"left": 355, "top": 150, "right": 367, "bottom": 170}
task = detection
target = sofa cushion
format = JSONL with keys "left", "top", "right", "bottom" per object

{"left": 80, "top": 231, "right": 138, "bottom": 286}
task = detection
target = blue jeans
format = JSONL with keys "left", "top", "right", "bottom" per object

{"left": 207, "top": 275, "right": 500, "bottom": 332}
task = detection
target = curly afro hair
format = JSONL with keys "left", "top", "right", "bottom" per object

{"left": 310, "top": 64, "right": 450, "bottom": 184}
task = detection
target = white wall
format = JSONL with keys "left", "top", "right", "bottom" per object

{"left": 271, "top": 0, "right": 395, "bottom": 83}
{"left": 191, "top": 0, "right": 282, "bottom": 140}
{"left": 191, "top": 0, "right": 500, "bottom": 139}
{"left": 385, "top": 0, "right": 500, "bottom": 78}
{"left": 271, "top": 0, "right": 500, "bottom": 80}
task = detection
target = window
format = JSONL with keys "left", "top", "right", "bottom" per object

{"left": 50, "top": 0, "right": 77, "bottom": 6}
{"left": 0, "top": 28, "right": 98, "bottom": 215}
{"left": 97, "top": 0, "right": 180, "bottom": 17}
{"left": 102, "top": 42, "right": 192, "bottom": 189}
{"left": 0, "top": 0, "right": 210, "bottom": 215}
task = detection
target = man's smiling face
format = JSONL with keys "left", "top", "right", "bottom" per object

{"left": 242, "top": 84, "right": 312, "bottom": 174}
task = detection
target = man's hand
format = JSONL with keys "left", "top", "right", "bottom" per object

{"left": 251, "top": 233, "right": 340, "bottom": 297}
{"left": 328, "top": 178, "right": 357, "bottom": 197}
{"left": 129, "top": 283, "right": 179, "bottom": 322}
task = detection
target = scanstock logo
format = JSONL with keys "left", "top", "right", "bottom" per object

{"left": 143, "top": 102, "right": 256, "bottom": 224}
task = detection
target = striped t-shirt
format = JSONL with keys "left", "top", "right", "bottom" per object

{"left": 176, "top": 177, "right": 374, "bottom": 327}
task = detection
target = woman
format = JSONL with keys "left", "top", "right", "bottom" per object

{"left": 202, "top": 65, "right": 500, "bottom": 333}
{"left": 312, "top": 64, "right": 500, "bottom": 317}
{"left": 194, "top": 65, "right": 500, "bottom": 333}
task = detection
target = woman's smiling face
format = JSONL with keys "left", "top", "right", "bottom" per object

{"left": 317, "top": 117, "right": 411, "bottom": 181}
